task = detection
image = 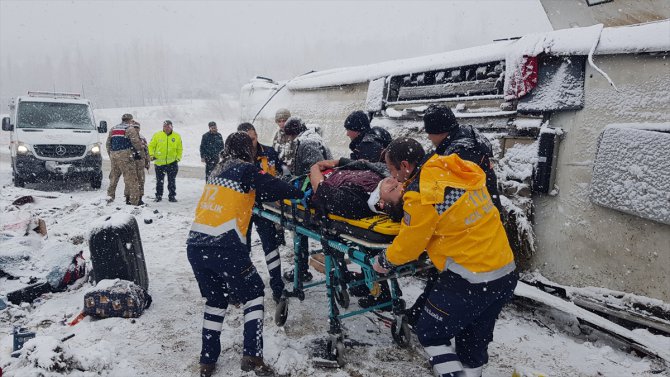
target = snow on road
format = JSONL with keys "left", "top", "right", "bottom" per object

{"left": 1, "top": 145, "right": 668, "bottom": 376}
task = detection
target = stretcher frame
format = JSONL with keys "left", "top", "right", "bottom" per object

{"left": 253, "top": 201, "right": 434, "bottom": 366}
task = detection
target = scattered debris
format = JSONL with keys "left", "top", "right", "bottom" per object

{"left": 12, "top": 196, "right": 35, "bottom": 206}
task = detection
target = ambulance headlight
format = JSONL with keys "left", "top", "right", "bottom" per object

{"left": 90, "top": 144, "right": 101, "bottom": 154}
{"left": 17, "top": 144, "right": 29, "bottom": 154}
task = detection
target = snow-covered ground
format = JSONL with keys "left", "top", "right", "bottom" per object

{"left": 1, "top": 143, "right": 668, "bottom": 376}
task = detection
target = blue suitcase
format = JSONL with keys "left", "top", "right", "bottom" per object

{"left": 84, "top": 279, "right": 151, "bottom": 318}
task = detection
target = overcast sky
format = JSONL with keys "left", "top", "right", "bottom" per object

{"left": 0, "top": 0, "right": 552, "bottom": 107}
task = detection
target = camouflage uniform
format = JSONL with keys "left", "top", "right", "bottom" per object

{"left": 124, "top": 131, "right": 149, "bottom": 200}
{"left": 106, "top": 122, "right": 144, "bottom": 205}
{"left": 272, "top": 128, "right": 295, "bottom": 171}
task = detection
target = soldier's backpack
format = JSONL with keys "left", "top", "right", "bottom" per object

{"left": 84, "top": 279, "right": 152, "bottom": 318}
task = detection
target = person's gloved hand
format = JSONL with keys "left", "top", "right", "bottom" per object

{"left": 301, "top": 187, "right": 312, "bottom": 207}
{"left": 373, "top": 251, "right": 394, "bottom": 274}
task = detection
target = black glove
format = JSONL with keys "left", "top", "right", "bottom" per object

{"left": 377, "top": 252, "right": 395, "bottom": 271}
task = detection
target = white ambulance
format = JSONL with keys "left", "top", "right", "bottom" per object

{"left": 2, "top": 91, "right": 107, "bottom": 188}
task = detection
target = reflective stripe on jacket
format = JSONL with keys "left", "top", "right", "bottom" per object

{"left": 385, "top": 154, "right": 514, "bottom": 283}
{"left": 148, "top": 131, "right": 183, "bottom": 166}
{"left": 256, "top": 143, "right": 282, "bottom": 177}
{"left": 187, "top": 159, "right": 303, "bottom": 247}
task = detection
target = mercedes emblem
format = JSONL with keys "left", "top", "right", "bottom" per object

{"left": 55, "top": 145, "right": 67, "bottom": 156}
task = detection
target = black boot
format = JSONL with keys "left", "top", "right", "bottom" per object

{"left": 283, "top": 269, "right": 313, "bottom": 283}
{"left": 154, "top": 196, "right": 162, "bottom": 202}
{"left": 199, "top": 363, "right": 216, "bottom": 377}
{"left": 272, "top": 290, "right": 283, "bottom": 304}
{"left": 347, "top": 272, "right": 370, "bottom": 297}
{"left": 358, "top": 281, "right": 391, "bottom": 311}
{"left": 240, "top": 356, "right": 274, "bottom": 376}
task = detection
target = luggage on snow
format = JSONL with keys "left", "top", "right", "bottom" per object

{"left": 88, "top": 214, "right": 149, "bottom": 290}
{"left": 84, "top": 279, "right": 152, "bottom": 318}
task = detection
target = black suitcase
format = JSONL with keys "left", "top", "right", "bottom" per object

{"left": 88, "top": 214, "right": 149, "bottom": 290}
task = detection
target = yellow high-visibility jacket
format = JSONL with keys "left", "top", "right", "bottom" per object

{"left": 148, "top": 131, "right": 183, "bottom": 166}
{"left": 187, "top": 159, "right": 302, "bottom": 246}
{"left": 385, "top": 154, "right": 515, "bottom": 283}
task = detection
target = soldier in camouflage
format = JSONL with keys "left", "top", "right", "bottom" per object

{"left": 271, "top": 108, "right": 295, "bottom": 171}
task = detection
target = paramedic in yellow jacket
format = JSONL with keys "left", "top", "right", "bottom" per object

{"left": 373, "top": 137, "right": 517, "bottom": 377}
{"left": 187, "top": 132, "right": 302, "bottom": 377}
{"left": 148, "top": 120, "right": 183, "bottom": 202}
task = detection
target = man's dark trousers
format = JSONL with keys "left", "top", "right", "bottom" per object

{"left": 416, "top": 270, "right": 517, "bottom": 376}
{"left": 155, "top": 161, "right": 178, "bottom": 199}
{"left": 205, "top": 159, "right": 217, "bottom": 181}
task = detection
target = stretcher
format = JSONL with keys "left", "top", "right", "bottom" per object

{"left": 253, "top": 199, "right": 434, "bottom": 367}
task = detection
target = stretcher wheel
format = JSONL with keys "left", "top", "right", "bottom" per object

{"left": 327, "top": 338, "right": 346, "bottom": 367}
{"left": 391, "top": 317, "right": 411, "bottom": 348}
{"left": 335, "top": 286, "right": 350, "bottom": 309}
{"left": 335, "top": 341, "right": 346, "bottom": 367}
{"left": 275, "top": 298, "right": 288, "bottom": 327}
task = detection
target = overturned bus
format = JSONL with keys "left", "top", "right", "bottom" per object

{"left": 240, "top": 20, "right": 670, "bottom": 303}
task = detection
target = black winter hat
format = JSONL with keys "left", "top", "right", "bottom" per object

{"left": 283, "top": 116, "right": 306, "bottom": 136}
{"left": 344, "top": 111, "right": 370, "bottom": 132}
{"left": 423, "top": 105, "right": 459, "bottom": 134}
{"left": 208, "top": 121, "right": 217, "bottom": 127}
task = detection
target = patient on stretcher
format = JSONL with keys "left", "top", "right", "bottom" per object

{"left": 307, "top": 159, "right": 404, "bottom": 222}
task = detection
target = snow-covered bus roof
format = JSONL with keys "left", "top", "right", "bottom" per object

{"left": 287, "top": 20, "right": 669, "bottom": 90}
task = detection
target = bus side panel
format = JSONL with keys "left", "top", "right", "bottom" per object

{"left": 532, "top": 53, "right": 670, "bottom": 301}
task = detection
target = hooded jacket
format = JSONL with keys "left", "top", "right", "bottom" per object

{"left": 384, "top": 154, "right": 514, "bottom": 283}
{"left": 291, "top": 127, "right": 332, "bottom": 176}
{"left": 346, "top": 129, "right": 385, "bottom": 163}
{"left": 434, "top": 125, "right": 502, "bottom": 213}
